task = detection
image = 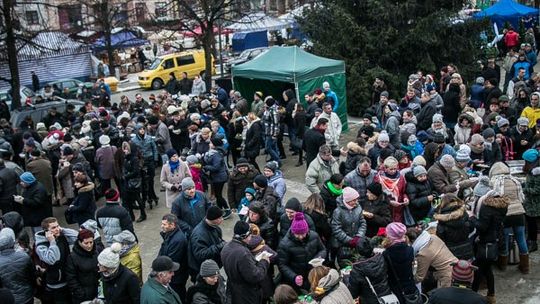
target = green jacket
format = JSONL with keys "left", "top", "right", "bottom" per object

{"left": 141, "top": 277, "right": 182, "bottom": 304}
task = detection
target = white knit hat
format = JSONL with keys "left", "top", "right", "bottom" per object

{"left": 99, "top": 135, "right": 110, "bottom": 146}
{"left": 98, "top": 243, "right": 121, "bottom": 268}
{"left": 378, "top": 131, "right": 390, "bottom": 143}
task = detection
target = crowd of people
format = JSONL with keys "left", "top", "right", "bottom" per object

{"left": 0, "top": 49, "right": 538, "bottom": 304}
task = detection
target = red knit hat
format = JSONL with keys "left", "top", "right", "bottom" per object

{"left": 452, "top": 260, "right": 477, "bottom": 283}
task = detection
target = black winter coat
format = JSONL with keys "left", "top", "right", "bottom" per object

{"left": 171, "top": 190, "right": 210, "bottom": 235}
{"left": 348, "top": 254, "right": 392, "bottom": 304}
{"left": 416, "top": 100, "right": 438, "bottom": 131}
{"left": 0, "top": 246, "right": 35, "bottom": 304}
{"left": 362, "top": 195, "right": 392, "bottom": 238}
{"left": 255, "top": 186, "right": 279, "bottom": 222}
{"left": 277, "top": 230, "right": 326, "bottom": 290}
{"left": 70, "top": 183, "right": 97, "bottom": 225}
{"left": 303, "top": 127, "right": 326, "bottom": 166}
{"left": 442, "top": 84, "right": 461, "bottom": 125}
{"left": 278, "top": 212, "right": 316, "bottom": 238}
{"left": 383, "top": 243, "right": 417, "bottom": 298}
{"left": 320, "top": 181, "right": 340, "bottom": 215}
{"left": 20, "top": 181, "right": 52, "bottom": 227}
{"left": 248, "top": 215, "right": 276, "bottom": 249}
{"left": 102, "top": 264, "right": 140, "bottom": 304}
{"left": 65, "top": 242, "right": 99, "bottom": 303}
{"left": 159, "top": 227, "right": 188, "bottom": 286}
{"left": 0, "top": 164, "right": 19, "bottom": 205}
{"left": 188, "top": 220, "right": 224, "bottom": 273}
{"left": 434, "top": 203, "right": 474, "bottom": 260}
{"left": 221, "top": 239, "right": 270, "bottom": 304}
{"left": 475, "top": 196, "right": 509, "bottom": 244}
{"left": 405, "top": 172, "right": 435, "bottom": 222}
{"left": 305, "top": 210, "right": 332, "bottom": 244}
{"left": 244, "top": 120, "right": 263, "bottom": 159}
{"left": 227, "top": 165, "right": 259, "bottom": 206}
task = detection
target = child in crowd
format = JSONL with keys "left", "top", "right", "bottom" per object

{"left": 238, "top": 187, "right": 256, "bottom": 220}
{"left": 186, "top": 155, "right": 204, "bottom": 192}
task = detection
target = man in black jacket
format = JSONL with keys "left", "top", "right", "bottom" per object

{"left": 178, "top": 72, "right": 192, "bottom": 95}
{"left": 0, "top": 159, "right": 19, "bottom": 214}
{"left": 159, "top": 214, "right": 189, "bottom": 303}
{"left": 187, "top": 206, "right": 225, "bottom": 280}
{"left": 303, "top": 117, "right": 328, "bottom": 168}
{"left": 95, "top": 188, "right": 135, "bottom": 246}
{"left": 416, "top": 91, "right": 438, "bottom": 131}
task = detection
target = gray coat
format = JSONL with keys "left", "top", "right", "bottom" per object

{"left": 344, "top": 168, "right": 377, "bottom": 202}
{"left": 155, "top": 121, "right": 173, "bottom": 154}
{"left": 331, "top": 198, "right": 367, "bottom": 248}
{"left": 0, "top": 230, "right": 35, "bottom": 304}
{"left": 160, "top": 160, "right": 191, "bottom": 208}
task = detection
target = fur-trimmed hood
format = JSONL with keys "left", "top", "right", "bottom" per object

{"left": 346, "top": 141, "right": 367, "bottom": 155}
{"left": 482, "top": 195, "right": 510, "bottom": 209}
{"left": 434, "top": 205, "right": 466, "bottom": 222}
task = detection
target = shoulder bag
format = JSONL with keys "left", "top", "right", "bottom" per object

{"left": 384, "top": 254, "right": 423, "bottom": 304}
{"left": 365, "top": 275, "right": 400, "bottom": 304}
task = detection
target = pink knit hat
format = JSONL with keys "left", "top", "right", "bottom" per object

{"left": 342, "top": 187, "right": 360, "bottom": 203}
{"left": 290, "top": 212, "right": 309, "bottom": 235}
{"left": 386, "top": 222, "right": 407, "bottom": 244}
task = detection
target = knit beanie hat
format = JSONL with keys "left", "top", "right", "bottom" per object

{"left": 105, "top": 188, "right": 120, "bottom": 202}
{"left": 439, "top": 154, "right": 455, "bottom": 168}
{"left": 366, "top": 183, "right": 382, "bottom": 197}
{"left": 394, "top": 150, "right": 408, "bottom": 162}
{"left": 236, "top": 158, "right": 249, "bottom": 167}
{"left": 380, "top": 91, "right": 389, "bottom": 98}
{"left": 383, "top": 156, "right": 399, "bottom": 168}
{"left": 412, "top": 155, "right": 426, "bottom": 167}
{"left": 452, "top": 260, "right": 477, "bottom": 283}
{"left": 62, "top": 146, "right": 74, "bottom": 156}
{"left": 497, "top": 118, "right": 510, "bottom": 128}
{"left": 199, "top": 259, "right": 220, "bottom": 277}
{"left": 455, "top": 148, "right": 471, "bottom": 163}
{"left": 342, "top": 187, "right": 360, "bottom": 203}
{"left": 244, "top": 187, "right": 256, "bottom": 197}
{"left": 432, "top": 113, "right": 443, "bottom": 123}
{"left": 248, "top": 202, "right": 265, "bottom": 215}
{"left": 284, "top": 198, "right": 301, "bottom": 212}
{"left": 233, "top": 221, "right": 251, "bottom": 238}
{"left": 290, "top": 212, "right": 309, "bottom": 235}
{"left": 99, "top": 135, "right": 110, "bottom": 146}
{"left": 0, "top": 228, "right": 15, "bottom": 250}
{"left": 98, "top": 243, "right": 121, "bottom": 268}
{"left": 206, "top": 205, "right": 224, "bottom": 221}
{"left": 413, "top": 165, "right": 427, "bottom": 177}
{"left": 264, "top": 161, "right": 279, "bottom": 173}
{"left": 186, "top": 155, "right": 198, "bottom": 165}
{"left": 19, "top": 172, "right": 36, "bottom": 184}
{"left": 518, "top": 117, "right": 529, "bottom": 126}
{"left": 523, "top": 148, "right": 539, "bottom": 163}
{"left": 253, "top": 174, "right": 268, "bottom": 188}
{"left": 378, "top": 131, "right": 390, "bottom": 143}
{"left": 112, "top": 230, "right": 136, "bottom": 244}
{"left": 473, "top": 176, "right": 492, "bottom": 197}
{"left": 482, "top": 128, "right": 496, "bottom": 139}
{"left": 77, "top": 229, "right": 94, "bottom": 242}
{"left": 407, "top": 134, "right": 417, "bottom": 146}
{"left": 469, "top": 134, "right": 484, "bottom": 146}
{"left": 166, "top": 149, "right": 178, "bottom": 159}
{"left": 181, "top": 177, "right": 195, "bottom": 190}
{"left": 210, "top": 135, "right": 223, "bottom": 147}
{"left": 386, "top": 222, "right": 407, "bottom": 244}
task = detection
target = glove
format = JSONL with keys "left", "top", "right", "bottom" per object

{"left": 348, "top": 236, "right": 360, "bottom": 248}
{"left": 295, "top": 275, "right": 303, "bottom": 287}
{"left": 170, "top": 185, "right": 178, "bottom": 192}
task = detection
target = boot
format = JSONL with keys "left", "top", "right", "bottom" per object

{"left": 518, "top": 254, "right": 530, "bottom": 274}
{"left": 496, "top": 255, "right": 508, "bottom": 271}
{"left": 486, "top": 295, "right": 496, "bottom": 304}
{"left": 528, "top": 240, "right": 538, "bottom": 252}
{"left": 295, "top": 160, "right": 303, "bottom": 167}
{"left": 136, "top": 214, "right": 147, "bottom": 223}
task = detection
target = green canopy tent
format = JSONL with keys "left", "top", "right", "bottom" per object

{"left": 232, "top": 46, "right": 348, "bottom": 131}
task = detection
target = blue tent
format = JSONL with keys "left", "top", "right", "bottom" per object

{"left": 93, "top": 31, "right": 148, "bottom": 51}
{"left": 474, "top": 0, "right": 538, "bottom": 28}
{"left": 232, "top": 31, "right": 268, "bottom": 53}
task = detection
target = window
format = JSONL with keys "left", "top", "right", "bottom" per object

{"left": 162, "top": 58, "right": 174, "bottom": 69}
{"left": 176, "top": 55, "right": 195, "bottom": 66}
{"left": 155, "top": 2, "right": 167, "bottom": 18}
{"left": 58, "top": 5, "right": 82, "bottom": 29}
{"left": 25, "top": 11, "right": 40, "bottom": 25}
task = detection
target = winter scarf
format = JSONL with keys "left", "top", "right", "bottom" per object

{"left": 326, "top": 181, "right": 343, "bottom": 196}
{"left": 491, "top": 175, "right": 525, "bottom": 203}
{"left": 169, "top": 159, "right": 180, "bottom": 173}
{"left": 378, "top": 172, "right": 401, "bottom": 201}
{"left": 412, "top": 230, "right": 431, "bottom": 256}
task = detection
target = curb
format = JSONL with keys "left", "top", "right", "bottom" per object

{"left": 115, "top": 86, "right": 141, "bottom": 94}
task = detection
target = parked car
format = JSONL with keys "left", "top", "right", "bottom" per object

{"left": 225, "top": 47, "right": 269, "bottom": 73}
{"left": 138, "top": 50, "right": 215, "bottom": 90}
{"left": 40, "top": 79, "right": 93, "bottom": 96}
{"left": 0, "top": 86, "right": 36, "bottom": 108}
{"left": 10, "top": 98, "right": 84, "bottom": 129}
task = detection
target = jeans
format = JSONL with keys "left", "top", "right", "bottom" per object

{"left": 265, "top": 137, "right": 280, "bottom": 164}
{"left": 503, "top": 226, "right": 528, "bottom": 255}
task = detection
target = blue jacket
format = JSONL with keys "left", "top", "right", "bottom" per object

{"left": 171, "top": 191, "right": 210, "bottom": 235}
{"left": 159, "top": 227, "right": 188, "bottom": 286}
{"left": 326, "top": 90, "right": 339, "bottom": 111}
{"left": 203, "top": 147, "right": 229, "bottom": 183}
{"left": 131, "top": 134, "right": 158, "bottom": 161}
{"left": 268, "top": 170, "right": 286, "bottom": 202}
{"left": 512, "top": 60, "right": 532, "bottom": 79}
{"left": 526, "top": 50, "right": 537, "bottom": 67}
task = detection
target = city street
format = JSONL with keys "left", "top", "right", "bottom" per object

{"left": 49, "top": 87, "right": 540, "bottom": 303}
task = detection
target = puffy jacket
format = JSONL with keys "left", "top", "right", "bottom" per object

{"left": 119, "top": 244, "right": 142, "bottom": 282}
{"left": 20, "top": 181, "right": 52, "bottom": 227}
{"left": 306, "top": 154, "right": 340, "bottom": 194}
{"left": 255, "top": 186, "right": 279, "bottom": 222}
{"left": 268, "top": 170, "right": 286, "bottom": 202}
{"left": 102, "top": 264, "right": 141, "bottom": 304}
{"left": 65, "top": 241, "right": 99, "bottom": 303}
{"left": 277, "top": 230, "right": 326, "bottom": 290}
{"left": 227, "top": 164, "right": 259, "bottom": 206}
{"left": 405, "top": 172, "right": 435, "bottom": 222}
{"left": 96, "top": 202, "right": 135, "bottom": 246}
{"left": 0, "top": 164, "right": 19, "bottom": 204}
{"left": 475, "top": 195, "right": 509, "bottom": 244}
{"left": 330, "top": 198, "right": 367, "bottom": 248}
{"left": 188, "top": 220, "right": 224, "bottom": 273}
{"left": 428, "top": 162, "right": 458, "bottom": 195}
{"left": 190, "top": 133, "right": 211, "bottom": 155}
{"left": 171, "top": 190, "right": 210, "bottom": 235}
{"left": 279, "top": 212, "right": 316, "bottom": 239}
{"left": 416, "top": 100, "right": 438, "bottom": 131}
{"left": 203, "top": 147, "right": 229, "bottom": 183}
{"left": 383, "top": 243, "right": 417, "bottom": 298}
{"left": 35, "top": 228, "right": 78, "bottom": 288}
{"left": 434, "top": 203, "right": 474, "bottom": 260}
{"left": 315, "top": 269, "right": 354, "bottom": 304}
{"left": 131, "top": 133, "right": 158, "bottom": 161}
{"left": 348, "top": 254, "right": 392, "bottom": 304}
{"left": 362, "top": 195, "right": 392, "bottom": 238}
{"left": 248, "top": 214, "right": 276, "bottom": 249}
{"left": 489, "top": 162, "right": 525, "bottom": 216}
{"left": 344, "top": 168, "right": 377, "bottom": 202}
{"left": 70, "top": 182, "right": 96, "bottom": 225}
{"left": 0, "top": 230, "right": 34, "bottom": 304}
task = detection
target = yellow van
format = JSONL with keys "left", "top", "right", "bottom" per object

{"left": 138, "top": 50, "right": 215, "bottom": 90}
